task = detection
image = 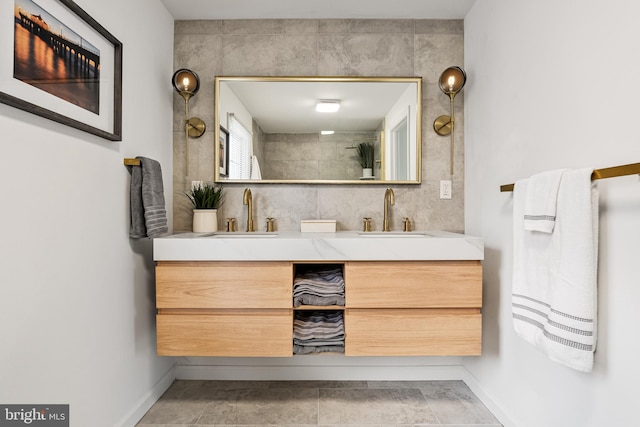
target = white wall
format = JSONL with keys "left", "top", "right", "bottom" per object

{"left": 0, "top": 1, "right": 175, "bottom": 426}
{"left": 464, "top": 1, "right": 640, "bottom": 426}
{"left": 219, "top": 82, "right": 252, "bottom": 134}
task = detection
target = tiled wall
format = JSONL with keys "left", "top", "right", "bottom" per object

{"left": 262, "top": 132, "right": 379, "bottom": 181}
{"left": 173, "top": 19, "right": 465, "bottom": 232}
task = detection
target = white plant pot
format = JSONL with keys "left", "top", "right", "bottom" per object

{"left": 193, "top": 209, "right": 218, "bottom": 232}
{"left": 362, "top": 168, "right": 373, "bottom": 178}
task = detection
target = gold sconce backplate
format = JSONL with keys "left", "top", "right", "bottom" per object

{"left": 433, "top": 115, "right": 453, "bottom": 136}
{"left": 187, "top": 117, "right": 206, "bottom": 138}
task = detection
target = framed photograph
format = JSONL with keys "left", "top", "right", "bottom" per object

{"left": 1, "top": 0, "right": 123, "bottom": 140}
{"left": 219, "top": 126, "right": 229, "bottom": 177}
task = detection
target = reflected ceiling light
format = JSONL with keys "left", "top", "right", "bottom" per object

{"left": 172, "top": 68, "right": 206, "bottom": 176}
{"left": 321, "top": 130, "right": 335, "bottom": 135}
{"left": 315, "top": 100, "right": 341, "bottom": 113}
{"left": 433, "top": 66, "right": 467, "bottom": 175}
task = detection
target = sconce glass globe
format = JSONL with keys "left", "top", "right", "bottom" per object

{"left": 172, "top": 68, "right": 201, "bottom": 99}
{"left": 438, "top": 66, "right": 467, "bottom": 97}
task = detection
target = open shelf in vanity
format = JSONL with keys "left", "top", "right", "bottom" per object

{"left": 292, "top": 263, "right": 346, "bottom": 355}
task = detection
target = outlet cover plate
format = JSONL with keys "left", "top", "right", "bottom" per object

{"left": 440, "top": 180, "right": 452, "bottom": 199}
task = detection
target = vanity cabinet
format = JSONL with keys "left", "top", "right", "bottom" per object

{"left": 155, "top": 261, "right": 293, "bottom": 357}
{"left": 344, "top": 261, "right": 482, "bottom": 356}
{"left": 154, "top": 260, "right": 482, "bottom": 357}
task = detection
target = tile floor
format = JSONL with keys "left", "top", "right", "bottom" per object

{"left": 136, "top": 380, "right": 502, "bottom": 426}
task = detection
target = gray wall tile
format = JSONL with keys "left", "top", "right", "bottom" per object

{"left": 415, "top": 19, "right": 464, "bottom": 35}
{"left": 223, "top": 19, "right": 318, "bottom": 35}
{"left": 318, "top": 34, "right": 414, "bottom": 76}
{"left": 222, "top": 35, "right": 317, "bottom": 75}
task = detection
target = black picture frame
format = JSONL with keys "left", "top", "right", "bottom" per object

{"left": 2, "top": 0, "right": 123, "bottom": 141}
{"left": 219, "top": 126, "right": 229, "bottom": 177}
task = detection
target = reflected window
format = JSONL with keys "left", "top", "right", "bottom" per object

{"left": 390, "top": 117, "right": 409, "bottom": 181}
{"left": 228, "top": 114, "right": 252, "bottom": 179}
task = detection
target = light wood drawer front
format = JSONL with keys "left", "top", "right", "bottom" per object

{"left": 157, "top": 310, "right": 293, "bottom": 357}
{"left": 156, "top": 262, "right": 292, "bottom": 309}
{"left": 345, "top": 309, "right": 482, "bottom": 356}
{"left": 345, "top": 261, "right": 482, "bottom": 308}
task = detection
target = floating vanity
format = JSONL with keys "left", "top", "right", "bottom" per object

{"left": 153, "top": 231, "right": 484, "bottom": 357}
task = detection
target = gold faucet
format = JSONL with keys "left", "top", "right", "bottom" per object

{"left": 383, "top": 188, "right": 395, "bottom": 232}
{"left": 243, "top": 188, "right": 255, "bottom": 232}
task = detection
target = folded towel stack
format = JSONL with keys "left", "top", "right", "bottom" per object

{"left": 293, "top": 311, "right": 345, "bottom": 354}
{"left": 293, "top": 267, "right": 345, "bottom": 307}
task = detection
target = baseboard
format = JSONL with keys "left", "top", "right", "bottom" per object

{"left": 114, "top": 365, "right": 176, "bottom": 427}
{"left": 175, "top": 359, "right": 467, "bottom": 381}
{"left": 460, "top": 370, "right": 517, "bottom": 427}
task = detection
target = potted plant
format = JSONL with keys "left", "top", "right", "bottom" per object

{"left": 185, "top": 182, "right": 224, "bottom": 232}
{"left": 357, "top": 142, "right": 375, "bottom": 178}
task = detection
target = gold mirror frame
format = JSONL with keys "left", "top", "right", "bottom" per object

{"left": 214, "top": 76, "right": 422, "bottom": 185}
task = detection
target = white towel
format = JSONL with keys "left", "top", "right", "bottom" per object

{"left": 250, "top": 155, "right": 262, "bottom": 180}
{"left": 523, "top": 169, "right": 568, "bottom": 233}
{"left": 512, "top": 168, "right": 598, "bottom": 372}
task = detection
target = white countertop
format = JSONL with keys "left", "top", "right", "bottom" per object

{"left": 153, "top": 230, "right": 484, "bottom": 261}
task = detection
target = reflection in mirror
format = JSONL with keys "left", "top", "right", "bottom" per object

{"left": 214, "top": 76, "right": 422, "bottom": 184}
{"left": 390, "top": 117, "right": 409, "bottom": 180}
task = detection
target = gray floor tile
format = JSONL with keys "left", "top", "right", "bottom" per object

{"left": 318, "top": 388, "right": 438, "bottom": 425}
{"left": 418, "top": 380, "right": 500, "bottom": 425}
{"left": 136, "top": 398, "right": 208, "bottom": 424}
{"left": 198, "top": 387, "right": 319, "bottom": 425}
{"left": 197, "top": 380, "right": 273, "bottom": 389}
{"left": 155, "top": 380, "right": 211, "bottom": 402}
{"left": 160, "top": 380, "right": 275, "bottom": 402}
{"left": 134, "top": 425, "right": 199, "bottom": 427}
{"left": 136, "top": 380, "right": 503, "bottom": 426}
{"left": 135, "top": 425, "right": 203, "bottom": 427}
{"left": 268, "top": 380, "right": 369, "bottom": 389}
{"left": 436, "top": 425, "right": 503, "bottom": 427}
{"left": 367, "top": 380, "right": 441, "bottom": 389}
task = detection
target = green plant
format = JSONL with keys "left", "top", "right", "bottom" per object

{"left": 185, "top": 182, "right": 224, "bottom": 209}
{"left": 356, "top": 142, "right": 375, "bottom": 169}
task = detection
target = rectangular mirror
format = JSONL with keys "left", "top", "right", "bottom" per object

{"left": 214, "top": 76, "right": 422, "bottom": 184}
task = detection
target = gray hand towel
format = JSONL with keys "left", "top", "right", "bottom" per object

{"left": 129, "top": 157, "right": 168, "bottom": 238}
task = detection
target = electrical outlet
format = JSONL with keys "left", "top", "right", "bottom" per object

{"left": 440, "top": 180, "right": 452, "bottom": 199}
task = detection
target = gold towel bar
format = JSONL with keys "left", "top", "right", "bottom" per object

{"left": 124, "top": 158, "right": 141, "bottom": 166}
{"left": 500, "top": 162, "right": 640, "bottom": 192}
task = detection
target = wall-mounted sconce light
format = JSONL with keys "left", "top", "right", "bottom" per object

{"left": 172, "top": 68, "right": 206, "bottom": 176}
{"left": 315, "top": 100, "right": 341, "bottom": 113}
{"left": 433, "top": 66, "right": 467, "bottom": 175}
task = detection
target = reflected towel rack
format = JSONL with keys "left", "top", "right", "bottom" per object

{"left": 500, "top": 162, "right": 640, "bottom": 192}
{"left": 124, "top": 158, "right": 140, "bottom": 166}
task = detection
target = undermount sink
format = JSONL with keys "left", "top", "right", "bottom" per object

{"left": 357, "top": 231, "right": 431, "bottom": 237}
{"left": 202, "top": 232, "right": 279, "bottom": 238}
